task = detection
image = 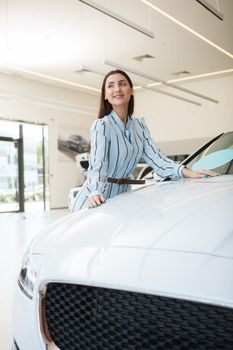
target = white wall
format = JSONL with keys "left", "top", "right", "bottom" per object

{"left": 134, "top": 74, "right": 233, "bottom": 155}
{"left": 0, "top": 73, "right": 99, "bottom": 209}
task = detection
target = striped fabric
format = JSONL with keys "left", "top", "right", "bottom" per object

{"left": 72, "top": 111, "right": 184, "bottom": 212}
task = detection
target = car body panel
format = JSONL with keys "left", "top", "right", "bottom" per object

{"left": 36, "top": 176, "right": 233, "bottom": 255}
{"left": 28, "top": 175, "right": 233, "bottom": 310}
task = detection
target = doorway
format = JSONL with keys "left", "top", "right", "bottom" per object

{"left": 0, "top": 119, "right": 48, "bottom": 213}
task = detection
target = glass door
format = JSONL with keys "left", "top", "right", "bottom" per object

{"left": 0, "top": 138, "right": 19, "bottom": 212}
{"left": 23, "top": 124, "right": 48, "bottom": 212}
{"left": 0, "top": 119, "right": 48, "bottom": 213}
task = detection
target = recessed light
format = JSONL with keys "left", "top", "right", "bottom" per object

{"left": 173, "top": 71, "right": 192, "bottom": 77}
{"left": 133, "top": 54, "right": 155, "bottom": 62}
{"left": 168, "top": 68, "right": 233, "bottom": 83}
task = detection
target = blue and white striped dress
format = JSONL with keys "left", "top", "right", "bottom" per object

{"left": 72, "top": 111, "right": 184, "bottom": 212}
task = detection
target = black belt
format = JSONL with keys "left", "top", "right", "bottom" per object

{"left": 107, "top": 177, "right": 145, "bottom": 185}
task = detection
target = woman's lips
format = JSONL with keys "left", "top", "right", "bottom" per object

{"left": 113, "top": 94, "right": 124, "bottom": 98}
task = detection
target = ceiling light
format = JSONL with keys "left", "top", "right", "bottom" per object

{"left": 141, "top": 0, "right": 233, "bottom": 59}
{"left": 195, "top": 0, "right": 223, "bottom": 20}
{"left": 173, "top": 71, "right": 192, "bottom": 77}
{"left": 168, "top": 68, "right": 233, "bottom": 83}
{"left": 104, "top": 59, "right": 218, "bottom": 103}
{"left": 82, "top": 65, "right": 106, "bottom": 76}
{"left": 0, "top": 65, "right": 100, "bottom": 93}
{"left": 147, "top": 68, "right": 233, "bottom": 85}
{"left": 80, "top": 64, "right": 200, "bottom": 105}
{"left": 133, "top": 54, "right": 155, "bottom": 62}
{"left": 144, "top": 86, "right": 201, "bottom": 106}
{"left": 79, "top": 0, "right": 154, "bottom": 38}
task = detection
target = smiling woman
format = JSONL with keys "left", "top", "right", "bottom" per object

{"left": 71, "top": 69, "right": 218, "bottom": 212}
{"left": 71, "top": 69, "right": 186, "bottom": 211}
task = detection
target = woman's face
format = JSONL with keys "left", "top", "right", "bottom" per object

{"left": 105, "top": 73, "right": 133, "bottom": 109}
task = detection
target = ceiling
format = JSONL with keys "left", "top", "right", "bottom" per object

{"left": 0, "top": 0, "right": 233, "bottom": 99}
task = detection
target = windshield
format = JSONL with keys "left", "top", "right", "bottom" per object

{"left": 185, "top": 132, "right": 233, "bottom": 175}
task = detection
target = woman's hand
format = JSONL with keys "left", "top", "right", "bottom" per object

{"left": 182, "top": 167, "right": 219, "bottom": 178}
{"left": 88, "top": 195, "right": 105, "bottom": 208}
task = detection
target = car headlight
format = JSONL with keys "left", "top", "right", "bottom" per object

{"left": 18, "top": 250, "right": 42, "bottom": 299}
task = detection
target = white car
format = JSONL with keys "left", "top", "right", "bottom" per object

{"left": 13, "top": 132, "right": 233, "bottom": 350}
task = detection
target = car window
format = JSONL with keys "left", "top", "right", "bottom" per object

{"left": 186, "top": 132, "right": 233, "bottom": 175}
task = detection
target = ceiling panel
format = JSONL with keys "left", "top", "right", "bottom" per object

{"left": 0, "top": 0, "right": 232, "bottom": 96}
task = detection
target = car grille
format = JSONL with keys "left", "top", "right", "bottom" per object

{"left": 44, "top": 283, "right": 233, "bottom": 350}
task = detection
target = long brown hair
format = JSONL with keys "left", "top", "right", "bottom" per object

{"left": 98, "top": 69, "right": 134, "bottom": 118}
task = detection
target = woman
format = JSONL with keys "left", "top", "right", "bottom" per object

{"left": 72, "top": 69, "right": 217, "bottom": 212}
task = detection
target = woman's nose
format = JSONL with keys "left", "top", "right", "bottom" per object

{"left": 114, "top": 83, "right": 121, "bottom": 92}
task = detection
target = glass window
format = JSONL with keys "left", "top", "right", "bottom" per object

{"left": 23, "top": 124, "right": 45, "bottom": 211}
{"left": 187, "top": 132, "right": 233, "bottom": 175}
{"left": 0, "top": 140, "right": 19, "bottom": 212}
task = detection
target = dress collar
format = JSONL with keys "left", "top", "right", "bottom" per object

{"left": 110, "top": 110, "right": 131, "bottom": 131}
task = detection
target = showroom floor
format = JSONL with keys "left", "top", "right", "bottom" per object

{"left": 0, "top": 208, "right": 68, "bottom": 350}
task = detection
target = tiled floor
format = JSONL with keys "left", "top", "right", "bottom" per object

{"left": 0, "top": 209, "right": 68, "bottom": 350}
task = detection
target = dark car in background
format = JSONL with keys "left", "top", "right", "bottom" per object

{"left": 66, "top": 134, "right": 88, "bottom": 153}
{"left": 58, "top": 134, "right": 88, "bottom": 155}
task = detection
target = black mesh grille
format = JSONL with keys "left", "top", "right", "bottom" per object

{"left": 44, "top": 283, "right": 233, "bottom": 350}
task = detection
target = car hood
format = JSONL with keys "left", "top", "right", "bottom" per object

{"left": 34, "top": 175, "right": 233, "bottom": 257}
{"left": 34, "top": 175, "right": 233, "bottom": 307}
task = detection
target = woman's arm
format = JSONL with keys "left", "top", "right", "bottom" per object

{"left": 139, "top": 118, "right": 184, "bottom": 179}
{"left": 139, "top": 118, "right": 219, "bottom": 180}
{"left": 87, "top": 119, "right": 109, "bottom": 207}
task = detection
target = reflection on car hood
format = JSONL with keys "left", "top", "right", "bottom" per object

{"left": 34, "top": 175, "right": 233, "bottom": 307}
{"left": 34, "top": 175, "right": 233, "bottom": 257}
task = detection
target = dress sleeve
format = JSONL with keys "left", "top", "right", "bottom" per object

{"left": 86, "top": 118, "right": 110, "bottom": 198}
{"left": 139, "top": 117, "right": 184, "bottom": 180}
